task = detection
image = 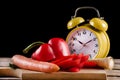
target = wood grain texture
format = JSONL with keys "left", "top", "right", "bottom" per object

{"left": 106, "top": 59, "right": 120, "bottom": 80}
{"left": 1, "top": 58, "right": 120, "bottom": 80}
{"left": 22, "top": 69, "right": 106, "bottom": 80}
{"left": 0, "top": 67, "right": 106, "bottom": 80}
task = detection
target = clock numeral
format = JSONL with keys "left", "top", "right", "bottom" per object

{"left": 68, "top": 43, "right": 71, "bottom": 46}
{"left": 77, "top": 31, "right": 81, "bottom": 36}
{"left": 93, "top": 50, "right": 97, "bottom": 54}
{"left": 72, "top": 37, "right": 77, "bottom": 41}
{"left": 93, "top": 38, "right": 97, "bottom": 41}
{"left": 95, "top": 44, "right": 98, "bottom": 47}
{"left": 72, "top": 43, "right": 74, "bottom": 46}
{"left": 89, "top": 54, "right": 92, "bottom": 59}
{"left": 89, "top": 32, "right": 92, "bottom": 36}
{"left": 71, "top": 49, "right": 76, "bottom": 53}
{"left": 83, "top": 30, "right": 86, "bottom": 34}
{"left": 69, "top": 43, "right": 74, "bottom": 47}
{"left": 73, "top": 37, "right": 77, "bottom": 40}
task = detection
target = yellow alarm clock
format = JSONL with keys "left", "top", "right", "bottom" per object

{"left": 66, "top": 6, "right": 110, "bottom": 59}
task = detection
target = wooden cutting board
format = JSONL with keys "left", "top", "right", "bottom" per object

{"left": 0, "top": 67, "right": 107, "bottom": 80}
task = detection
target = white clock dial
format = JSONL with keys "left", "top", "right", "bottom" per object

{"left": 67, "top": 28, "right": 99, "bottom": 59}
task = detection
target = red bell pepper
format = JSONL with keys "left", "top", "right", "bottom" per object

{"left": 51, "top": 54, "right": 76, "bottom": 64}
{"left": 23, "top": 41, "right": 56, "bottom": 61}
{"left": 23, "top": 37, "right": 71, "bottom": 62}
{"left": 77, "top": 54, "right": 90, "bottom": 68}
{"left": 67, "top": 67, "right": 80, "bottom": 72}
{"left": 83, "top": 60, "right": 97, "bottom": 68}
{"left": 51, "top": 54, "right": 81, "bottom": 70}
{"left": 48, "top": 37, "right": 71, "bottom": 58}
{"left": 31, "top": 43, "right": 56, "bottom": 61}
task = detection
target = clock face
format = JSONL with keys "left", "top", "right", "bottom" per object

{"left": 67, "top": 28, "right": 99, "bottom": 59}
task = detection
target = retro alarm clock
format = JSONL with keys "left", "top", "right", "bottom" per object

{"left": 66, "top": 6, "right": 110, "bottom": 59}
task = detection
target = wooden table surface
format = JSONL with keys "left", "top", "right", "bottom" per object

{"left": 106, "top": 59, "right": 120, "bottom": 80}
{"left": 0, "top": 58, "right": 120, "bottom": 80}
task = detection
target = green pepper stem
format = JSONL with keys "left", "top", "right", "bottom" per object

{"left": 23, "top": 41, "right": 44, "bottom": 54}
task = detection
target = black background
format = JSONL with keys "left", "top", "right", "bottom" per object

{"left": 0, "top": 0, "right": 120, "bottom": 58}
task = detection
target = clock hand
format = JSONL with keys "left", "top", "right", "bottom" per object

{"left": 77, "top": 40, "right": 83, "bottom": 44}
{"left": 83, "top": 39, "right": 92, "bottom": 46}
